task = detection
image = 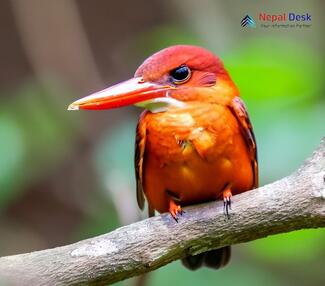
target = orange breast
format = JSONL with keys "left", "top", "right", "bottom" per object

{"left": 142, "top": 102, "right": 253, "bottom": 213}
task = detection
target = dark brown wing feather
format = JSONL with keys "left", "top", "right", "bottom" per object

{"left": 229, "top": 97, "right": 258, "bottom": 188}
{"left": 134, "top": 113, "right": 147, "bottom": 210}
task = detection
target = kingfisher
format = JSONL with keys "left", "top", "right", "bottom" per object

{"left": 68, "top": 45, "right": 258, "bottom": 270}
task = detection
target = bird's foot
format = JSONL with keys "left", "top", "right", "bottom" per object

{"left": 223, "top": 188, "right": 232, "bottom": 219}
{"left": 169, "top": 199, "right": 184, "bottom": 222}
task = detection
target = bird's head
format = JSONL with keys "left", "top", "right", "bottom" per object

{"left": 68, "top": 45, "right": 239, "bottom": 112}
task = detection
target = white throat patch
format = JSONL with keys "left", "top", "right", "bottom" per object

{"left": 135, "top": 97, "right": 186, "bottom": 113}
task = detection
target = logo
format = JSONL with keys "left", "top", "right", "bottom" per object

{"left": 240, "top": 13, "right": 312, "bottom": 29}
{"left": 241, "top": 15, "right": 256, "bottom": 28}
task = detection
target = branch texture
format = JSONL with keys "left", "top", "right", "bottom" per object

{"left": 1, "top": 139, "right": 325, "bottom": 286}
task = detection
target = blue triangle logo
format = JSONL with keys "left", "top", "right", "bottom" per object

{"left": 241, "top": 15, "right": 256, "bottom": 28}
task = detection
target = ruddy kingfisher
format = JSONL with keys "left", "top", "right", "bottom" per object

{"left": 68, "top": 45, "right": 258, "bottom": 270}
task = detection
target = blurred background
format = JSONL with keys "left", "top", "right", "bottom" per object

{"left": 0, "top": 0, "right": 324, "bottom": 285}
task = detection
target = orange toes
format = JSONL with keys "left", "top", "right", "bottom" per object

{"left": 169, "top": 199, "right": 183, "bottom": 222}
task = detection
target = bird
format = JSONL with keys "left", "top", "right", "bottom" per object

{"left": 68, "top": 45, "right": 258, "bottom": 270}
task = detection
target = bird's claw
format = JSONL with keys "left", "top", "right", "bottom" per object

{"left": 169, "top": 204, "right": 184, "bottom": 222}
{"left": 223, "top": 189, "right": 232, "bottom": 220}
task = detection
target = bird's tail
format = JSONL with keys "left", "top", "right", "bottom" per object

{"left": 181, "top": 246, "right": 231, "bottom": 270}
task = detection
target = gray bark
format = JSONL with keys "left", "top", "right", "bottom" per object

{"left": 0, "top": 138, "right": 324, "bottom": 286}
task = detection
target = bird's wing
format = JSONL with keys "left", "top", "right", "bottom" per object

{"left": 229, "top": 97, "right": 258, "bottom": 188}
{"left": 134, "top": 113, "right": 147, "bottom": 210}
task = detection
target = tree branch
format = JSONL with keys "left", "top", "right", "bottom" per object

{"left": 1, "top": 139, "right": 324, "bottom": 286}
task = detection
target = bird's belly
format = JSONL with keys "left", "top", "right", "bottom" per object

{"left": 143, "top": 130, "right": 253, "bottom": 213}
{"left": 152, "top": 156, "right": 233, "bottom": 203}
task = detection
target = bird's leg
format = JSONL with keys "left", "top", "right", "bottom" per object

{"left": 167, "top": 190, "right": 184, "bottom": 222}
{"left": 223, "top": 188, "right": 232, "bottom": 219}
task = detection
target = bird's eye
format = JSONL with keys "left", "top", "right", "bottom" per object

{"left": 170, "top": 65, "right": 191, "bottom": 84}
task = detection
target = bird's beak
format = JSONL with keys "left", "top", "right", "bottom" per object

{"left": 68, "top": 77, "right": 175, "bottom": 110}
